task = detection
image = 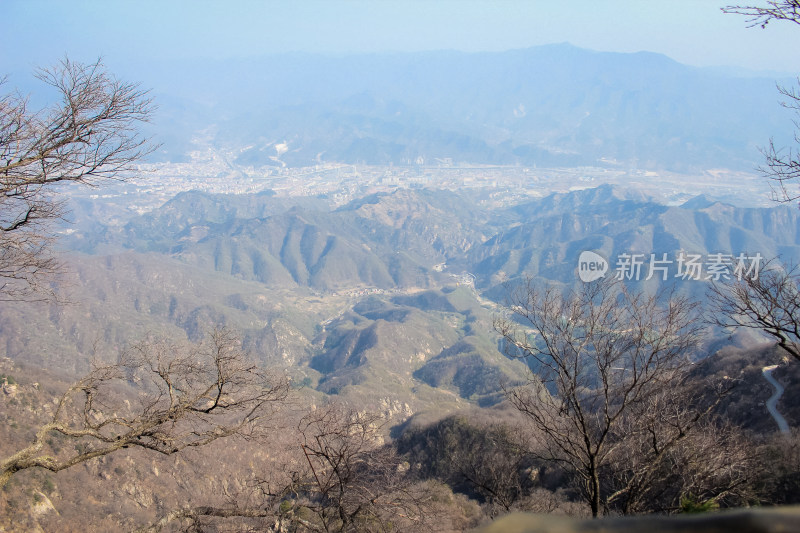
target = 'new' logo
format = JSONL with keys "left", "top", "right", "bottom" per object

{"left": 577, "top": 251, "right": 608, "bottom": 282}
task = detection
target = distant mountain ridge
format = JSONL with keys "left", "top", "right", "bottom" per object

{"left": 130, "top": 44, "right": 795, "bottom": 170}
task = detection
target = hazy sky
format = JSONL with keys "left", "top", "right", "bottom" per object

{"left": 2, "top": 0, "right": 800, "bottom": 74}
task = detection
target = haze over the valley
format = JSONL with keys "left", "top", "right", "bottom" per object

{"left": 3, "top": 2, "right": 800, "bottom": 531}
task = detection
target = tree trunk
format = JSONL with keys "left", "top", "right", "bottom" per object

{"left": 590, "top": 464, "right": 601, "bottom": 518}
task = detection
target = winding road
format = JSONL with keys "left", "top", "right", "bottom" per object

{"left": 762, "top": 365, "right": 790, "bottom": 435}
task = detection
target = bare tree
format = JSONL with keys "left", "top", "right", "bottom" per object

{"left": 0, "top": 328, "right": 288, "bottom": 488}
{"left": 494, "top": 278, "right": 722, "bottom": 517}
{"left": 138, "top": 402, "right": 430, "bottom": 533}
{"left": 1, "top": 58, "right": 155, "bottom": 300}
{"left": 290, "top": 403, "right": 427, "bottom": 533}
{"left": 439, "top": 421, "right": 531, "bottom": 516}
{"left": 135, "top": 504, "right": 276, "bottom": 533}
{"left": 755, "top": 80, "right": 800, "bottom": 204}
{"left": 709, "top": 259, "right": 800, "bottom": 362}
{"left": 604, "top": 394, "right": 753, "bottom": 514}
{"left": 396, "top": 415, "right": 535, "bottom": 516}
{"left": 723, "top": 2, "right": 800, "bottom": 203}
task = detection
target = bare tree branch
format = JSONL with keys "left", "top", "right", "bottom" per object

{"left": 723, "top": 1, "right": 800, "bottom": 28}
{"left": 723, "top": 3, "right": 800, "bottom": 204}
{"left": 290, "top": 403, "right": 428, "bottom": 533}
{"left": 494, "top": 277, "right": 720, "bottom": 517}
{"left": 0, "top": 327, "right": 289, "bottom": 488}
{"left": 0, "top": 57, "right": 156, "bottom": 300}
{"left": 139, "top": 402, "right": 432, "bottom": 533}
{"left": 708, "top": 258, "right": 800, "bottom": 362}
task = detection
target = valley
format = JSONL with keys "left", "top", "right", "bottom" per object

{"left": 7, "top": 176, "right": 800, "bottom": 416}
{"left": 5, "top": 174, "right": 800, "bottom": 529}
{"left": 3, "top": 27, "right": 800, "bottom": 530}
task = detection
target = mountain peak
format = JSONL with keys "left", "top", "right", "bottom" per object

{"left": 681, "top": 194, "right": 716, "bottom": 209}
{"left": 680, "top": 194, "right": 734, "bottom": 210}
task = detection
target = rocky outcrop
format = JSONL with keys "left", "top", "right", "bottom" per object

{"left": 1, "top": 380, "right": 17, "bottom": 398}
